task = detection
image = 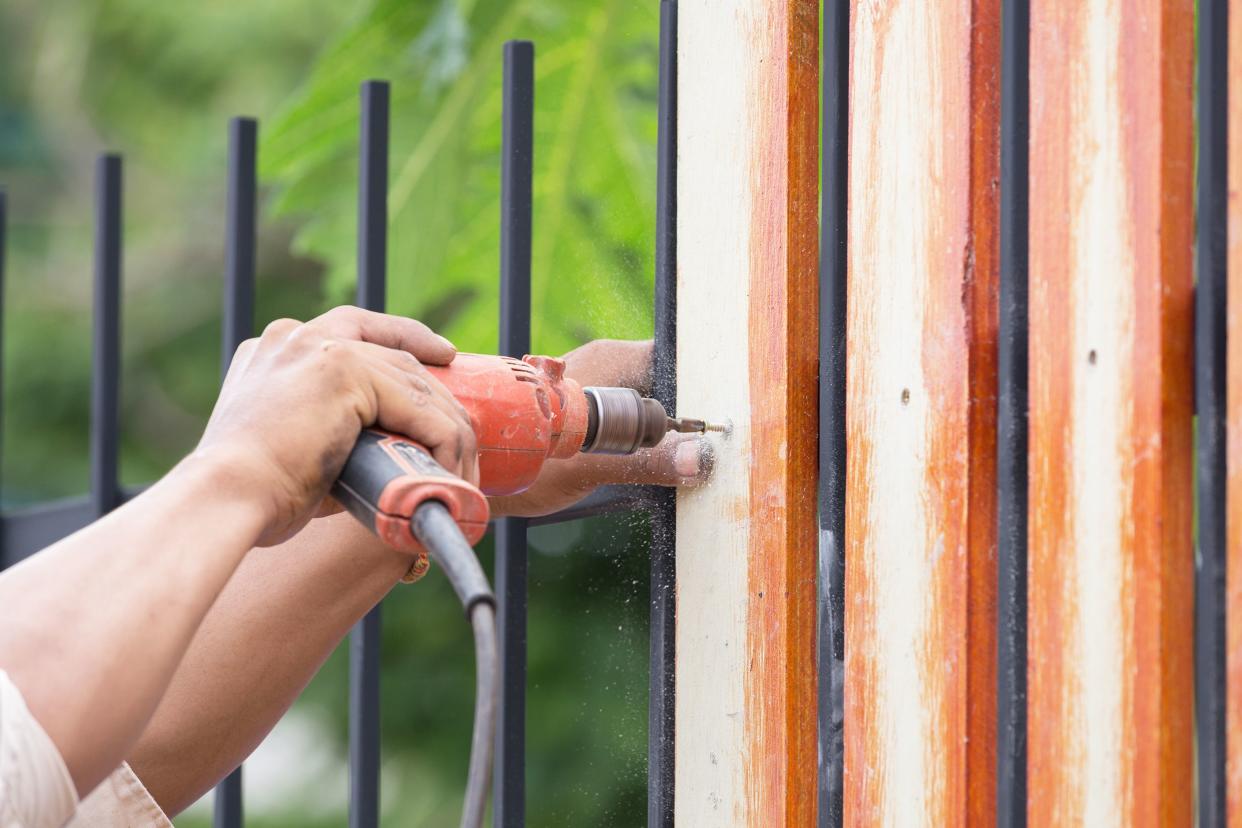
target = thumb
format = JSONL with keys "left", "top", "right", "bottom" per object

{"left": 567, "top": 433, "right": 715, "bottom": 489}
{"left": 488, "top": 434, "right": 716, "bottom": 519}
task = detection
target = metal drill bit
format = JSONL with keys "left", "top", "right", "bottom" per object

{"left": 667, "top": 417, "right": 730, "bottom": 435}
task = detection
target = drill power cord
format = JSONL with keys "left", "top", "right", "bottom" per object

{"left": 410, "top": 501, "right": 498, "bottom": 828}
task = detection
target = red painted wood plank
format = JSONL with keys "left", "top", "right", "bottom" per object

{"left": 1028, "top": 2, "right": 1194, "bottom": 824}
{"left": 744, "top": 0, "right": 820, "bottom": 822}
{"left": 844, "top": 0, "right": 1000, "bottom": 823}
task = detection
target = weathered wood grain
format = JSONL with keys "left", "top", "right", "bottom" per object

{"left": 1028, "top": 1, "right": 1194, "bottom": 825}
{"left": 843, "top": 0, "right": 1000, "bottom": 824}
{"left": 675, "top": 0, "right": 819, "bottom": 823}
{"left": 1228, "top": 0, "right": 1242, "bottom": 819}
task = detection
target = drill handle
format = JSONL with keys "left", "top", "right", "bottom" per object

{"left": 332, "top": 429, "right": 491, "bottom": 554}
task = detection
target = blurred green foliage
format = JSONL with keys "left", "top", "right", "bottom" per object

{"left": 261, "top": 0, "right": 660, "bottom": 355}
{"left": 0, "top": 0, "right": 660, "bottom": 824}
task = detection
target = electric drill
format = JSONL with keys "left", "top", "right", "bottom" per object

{"left": 332, "top": 352, "right": 723, "bottom": 554}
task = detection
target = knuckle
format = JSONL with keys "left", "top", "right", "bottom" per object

{"left": 307, "top": 305, "right": 361, "bottom": 336}
{"left": 262, "top": 318, "right": 300, "bottom": 339}
{"left": 288, "top": 325, "right": 327, "bottom": 353}
{"left": 323, "top": 305, "right": 356, "bottom": 321}
{"left": 406, "top": 385, "right": 430, "bottom": 406}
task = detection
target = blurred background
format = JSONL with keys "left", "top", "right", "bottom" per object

{"left": 0, "top": 0, "right": 663, "bottom": 823}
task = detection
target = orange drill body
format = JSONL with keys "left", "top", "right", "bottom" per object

{"left": 424, "top": 353, "right": 589, "bottom": 496}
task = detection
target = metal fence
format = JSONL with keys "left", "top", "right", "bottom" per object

{"left": 0, "top": 4, "right": 679, "bottom": 826}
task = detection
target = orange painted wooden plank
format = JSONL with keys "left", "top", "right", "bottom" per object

{"left": 1027, "top": 2, "right": 1194, "bottom": 825}
{"left": 675, "top": 0, "right": 819, "bottom": 823}
{"left": 843, "top": 0, "right": 1000, "bottom": 824}
{"left": 1228, "top": 0, "right": 1242, "bottom": 819}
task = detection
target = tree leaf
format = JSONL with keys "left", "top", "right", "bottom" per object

{"left": 260, "top": 0, "right": 659, "bottom": 356}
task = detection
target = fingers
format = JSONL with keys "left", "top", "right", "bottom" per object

{"left": 365, "top": 363, "right": 478, "bottom": 482}
{"left": 353, "top": 343, "right": 479, "bottom": 485}
{"left": 216, "top": 307, "right": 476, "bottom": 485}
{"left": 553, "top": 432, "right": 714, "bottom": 491}
{"left": 561, "top": 339, "right": 655, "bottom": 392}
{"left": 489, "top": 434, "right": 713, "bottom": 518}
{"left": 307, "top": 306, "right": 457, "bottom": 366}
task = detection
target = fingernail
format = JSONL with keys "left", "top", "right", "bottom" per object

{"left": 435, "top": 334, "right": 456, "bottom": 352}
{"left": 674, "top": 437, "right": 714, "bottom": 481}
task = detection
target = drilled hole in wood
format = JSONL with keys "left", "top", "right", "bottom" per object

{"left": 1088, "top": 349, "right": 1098, "bottom": 365}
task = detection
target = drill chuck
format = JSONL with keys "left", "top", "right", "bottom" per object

{"left": 581, "top": 387, "right": 670, "bottom": 454}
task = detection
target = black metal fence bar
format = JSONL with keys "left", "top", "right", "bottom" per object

{"left": 996, "top": 0, "right": 1030, "bottom": 824}
{"left": 494, "top": 39, "right": 534, "bottom": 828}
{"left": 648, "top": 3, "right": 677, "bottom": 825}
{"left": 1195, "top": 1, "right": 1228, "bottom": 824}
{"left": 213, "top": 114, "right": 258, "bottom": 828}
{"left": 349, "top": 79, "right": 389, "bottom": 828}
{"left": 222, "top": 117, "right": 258, "bottom": 374}
{"left": 817, "top": 1, "right": 847, "bottom": 825}
{"left": 91, "top": 155, "right": 122, "bottom": 519}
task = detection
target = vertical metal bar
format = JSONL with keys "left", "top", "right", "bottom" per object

{"left": 1196, "top": 0, "right": 1228, "bottom": 823}
{"left": 91, "top": 155, "right": 122, "bottom": 519}
{"left": 817, "top": 1, "right": 847, "bottom": 825}
{"left": 648, "top": 4, "right": 677, "bottom": 826}
{"left": 213, "top": 116, "right": 257, "bottom": 828}
{"left": 996, "top": 0, "right": 1030, "bottom": 824}
{"left": 349, "top": 80, "right": 389, "bottom": 828}
{"left": 222, "top": 117, "right": 257, "bottom": 375}
{"left": 355, "top": 81, "right": 389, "bottom": 314}
{"left": 494, "top": 40, "right": 533, "bottom": 828}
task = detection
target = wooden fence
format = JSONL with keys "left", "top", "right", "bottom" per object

{"left": 673, "top": 1, "right": 1233, "bottom": 825}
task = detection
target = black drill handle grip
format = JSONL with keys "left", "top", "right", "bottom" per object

{"left": 332, "top": 429, "right": 490, "bottom": 553}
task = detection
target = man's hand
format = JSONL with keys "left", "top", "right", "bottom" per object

{"left": 197, "top": 306, "right": 478, "bottom": 546}
{"left": 489, "top": 339, "right": 713, "bottom": 517}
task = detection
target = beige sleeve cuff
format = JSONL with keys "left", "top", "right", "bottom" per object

{"left": 0, "top": 669, "right": 79, "bottom": 828}
{"left": 0, "top": 669, "right": 171, "bottom": 828}
{"left": 67, "top": 762, "right": 172, "bottom": 828}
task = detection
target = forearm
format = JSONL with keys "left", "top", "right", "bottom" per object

{"left": 127, "top": 513, "right": 411, "bottom": 815}
{"left": 0, "top": 450, "right": 267, "bottom": 796}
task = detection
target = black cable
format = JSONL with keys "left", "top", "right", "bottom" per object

{"left": 410, "top": 501, "right": 498, "bottom": 828}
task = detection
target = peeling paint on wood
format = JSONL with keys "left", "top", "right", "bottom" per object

{"left": 1028, "top": 1, "right": 1194, "bottom": 825}
{"left": 676, "top": 0, "right": 819, "bottom": 824}
{"left": 844, "top": 0, "right": 1000, "bottom": 824}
